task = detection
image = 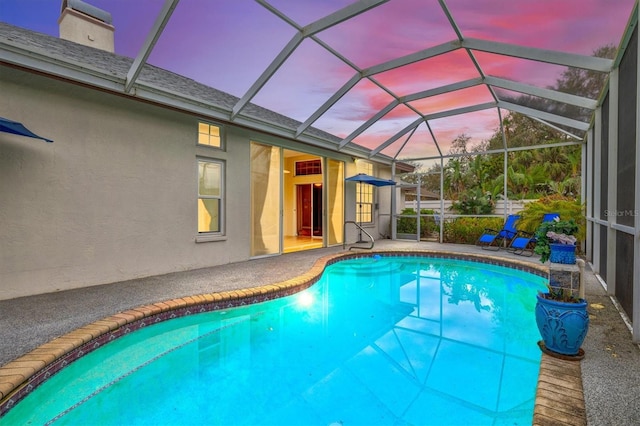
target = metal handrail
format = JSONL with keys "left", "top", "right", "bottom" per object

{"left": 343, "top": 221, "right": 374, "bottom": 250}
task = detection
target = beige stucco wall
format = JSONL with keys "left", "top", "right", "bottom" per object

{"left": 0, "top": 67, "right": 254, "bottom": 299}
{"left": 376, "top": 167, "right": 394, "bottom": 239}
{"left": 58, "top": 8, "right": 115, "bottom": 53}
{"left": 0, "top": 65, "right": 394, "bottom": 300}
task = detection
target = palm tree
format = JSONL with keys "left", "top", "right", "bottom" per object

{"left": 445, "top": 159, "right": 467, "bottom": 198}
{"left": 537, "top": 147, "right": 569, "bottom": 181}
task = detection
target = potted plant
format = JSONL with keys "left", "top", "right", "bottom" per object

{"left": 534, "top": 217, "right": 579, "bottom": 264}
{"left": 535, "top": 285, "right": 589, "bottom": 358}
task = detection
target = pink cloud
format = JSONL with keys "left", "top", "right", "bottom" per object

{"left": 372, "top": 50, "right": 479, "bottom": 97}
{"left": 449, "top": 0, "right": 633, "bottom": 54}
{"left": 4, "top": 0, "right": 633, "bottom": 161}
{"left": 407, "top": 86, "right": 494, "bottom": 115}
{"left": 382, "top": 124, "right": 439, "bottom": 159}
{"left": 316, "top": 0, "right": 457, "bottom": 68}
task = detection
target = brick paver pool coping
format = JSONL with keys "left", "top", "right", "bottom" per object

{"left": 0, "top": 250, "right": 585, "bottom": 424}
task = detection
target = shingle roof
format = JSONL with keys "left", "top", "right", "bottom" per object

{"left": 0, "top": 22, "right": 373, "bottom": 157}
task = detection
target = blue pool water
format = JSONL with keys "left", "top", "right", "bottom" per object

{"left": 2, "top": 256, "right": 547, "bottom": 425}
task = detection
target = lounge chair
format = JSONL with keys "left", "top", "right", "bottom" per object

{"left": 476, "top": 214, "right": 521, "bottom": 250}
{"left": 509, "top": 213, "right": 560, "bottom": 256}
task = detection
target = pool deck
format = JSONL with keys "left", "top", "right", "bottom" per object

{"left": 1, "top": 240, "right": 639, "bottom": 425}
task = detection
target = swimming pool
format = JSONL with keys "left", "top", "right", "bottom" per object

{"left": 1, "top": 255, "right": 547, "bottom": 425}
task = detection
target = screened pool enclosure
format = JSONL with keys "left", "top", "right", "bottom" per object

{"left": 1, "top": 0, "right": 639, "bottom": 340}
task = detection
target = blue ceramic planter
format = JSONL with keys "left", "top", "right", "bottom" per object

{"left": 549, "top": 243, "right": 576, "bottom": 264}
{"left": 535, "top": 293, "right": 589, "bottom": 356}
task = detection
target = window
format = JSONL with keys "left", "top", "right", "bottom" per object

{"left": 295, "top": 159, "right": 321, "bottom": 175}
{"left": 198, "top": 122, "right": 222, "bottom": 148}
{"left": 356, "top": 161, "right": 373, "bottom": 224}
{"left": 198, "top": 159, "right": 224, "bottom": 234}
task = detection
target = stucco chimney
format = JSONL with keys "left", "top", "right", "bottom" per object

{"left": 58, "top": 0, "right": 114, "bottom": 53}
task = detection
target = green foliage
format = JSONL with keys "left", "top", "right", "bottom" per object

{"left": 443, "top": 217, "right": 503, "bottom": 244}
{"left": 540, "top": 284, "right": 581, "bottom": 303}
{"left": 534, "top": 218, "right": 579, "bottom": 263}
{"left": 426, "top": 127, "right": 582, "bottom": 202}
{"left": 396, "top": 208, "right": 439, "bottom": 238}
{"left": 419, "top": 44, "right": 606, "bottom": 202}
{"left": 450, "top": 188, "right": 495, "bottom": 215}
{"left": 404, "top": 46, "right": 609, "bottom": 207}
{"left": 514, "top": 195, "right": 584, "bottom": 263}
{"left": 517, "top": 195, "right": 585, "bottom": 237}
{"left": 554, "top": 44, "right": 616, "bottom": 121}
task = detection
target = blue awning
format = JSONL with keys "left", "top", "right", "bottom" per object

{"left": 0, "top": 117, "right": 53, "bottom": 143}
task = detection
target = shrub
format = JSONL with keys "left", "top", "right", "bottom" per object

{"left": 451, "top": 188, "right": 495, "bottom": 215}
{"left": 516, "top": 195, "right": 585, "bottom": 241}
{"left": 396, "top": 208, "right": 439, "bottom": 238}
{"left": 443, "top": 217, "right": 503, "bottom": 244}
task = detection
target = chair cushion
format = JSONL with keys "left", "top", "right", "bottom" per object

{"left": 478, "top": 234, "right": 496, "bottom": 244}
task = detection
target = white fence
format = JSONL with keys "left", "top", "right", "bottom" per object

{"left": 402, "top": 199, "right": 536, "bottom": 216}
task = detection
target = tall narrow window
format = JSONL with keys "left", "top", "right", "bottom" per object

{"left": 198, "top": 122, "right": 222, "bottom": 148}
{"left": 356, "top": 161, "right": 374, "bottom": 224}
{"left": 198, "top": 159, "right": 224, "bottom": 234}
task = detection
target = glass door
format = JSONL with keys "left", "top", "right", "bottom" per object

{"left": 296, "top": 184, "right": 313, "bottom": 237}
{"left": 252, "top": 143, "right": 343, "bottom": 254}
{"left": 250, "top": 142, "right": 281, "bottom": 257}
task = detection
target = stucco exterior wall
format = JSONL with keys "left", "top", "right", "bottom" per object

{"left": 0, "top": 67, "right": 254, "bottom": 299}
{"left": 0, "top": 65, "right": 394, "bottom": 300}
{"left": 376, "top": 168, "right": 394, "bottom": 239}
{"left": 58, "top": 8, "right": 115, "bottom": 53}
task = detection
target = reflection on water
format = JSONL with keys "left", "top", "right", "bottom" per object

{"left": 5, "top": 257, "right": 547, "bottom": 426}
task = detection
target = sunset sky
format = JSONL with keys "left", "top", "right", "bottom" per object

{"left": 0, "top": 0, "right": 635, "bottom": 165}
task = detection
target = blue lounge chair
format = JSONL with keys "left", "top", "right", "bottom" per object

{"left": 509, "top": 213, "right": 560, "bottom": 256}
{"left": 476, "top": 214, "right": 521, "bottom": 250}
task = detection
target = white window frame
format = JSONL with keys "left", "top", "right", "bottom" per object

{"left": 197, "top": 121, "right": 224, "bottom": 150}
{"left": 356, "top": 161, "right": 374, "bottom": 225}
{"left": 196, "top": 158, "right": 225, "bottom": 241}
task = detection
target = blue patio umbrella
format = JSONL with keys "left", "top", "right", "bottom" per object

{"left": 0, "top": 117, "right": 53, "bottom": 143}
{"left": 345, "top": 173, "right": 397, "bottom": 187}
{"left": 345, "top": 173, "right": 397, "bottom": 241}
